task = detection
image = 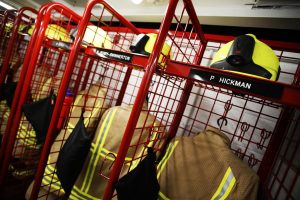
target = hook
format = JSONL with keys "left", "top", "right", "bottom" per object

{"left": 248, "top": 154, "right": 258, "bottom": 168}
{"left": 235, "top": 148, "right": 244, "bottom": 159}
{"left": 241, "top": 122, "right": 250, "bottom": 132}
{"left": 224, "top": 100, "right": 233, "bottom": 113}
{"left": 257, "top": 129, "right": 271, "bottom": 150}
{"left": 217, "top": 100, "right": 233, "bottom": 128}
{"left": 238, "top": 122, "right": 250, "bottom": 142}
{"left": 217, "top": 116, "right": 228, "bottom": 127}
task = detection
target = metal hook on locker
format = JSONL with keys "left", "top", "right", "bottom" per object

{"left": 217, "top": 99, "right": 233, "bottom": 128}
{"left": 257, "top": 129, "right": 271, "bottom": 150}
{"left": 238, "top": 121, "right": 250, "bottom": 142}
{"left": 248, "top": 154, "right": 258, "bottom": 168}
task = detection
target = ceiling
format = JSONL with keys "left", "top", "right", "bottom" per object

{"left": 3, "top": 0, "right": 300, "bottom": 30}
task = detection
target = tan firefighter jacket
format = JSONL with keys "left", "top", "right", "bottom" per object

{"left": 157, "top": 126, "right": 259, "bottom": 200}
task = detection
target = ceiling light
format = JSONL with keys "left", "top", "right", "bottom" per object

{"left": 131, "top": 0, "right": 143, "bottom": 5}
{"left": 0, "top": 1, "right": 15, "bottom": 10}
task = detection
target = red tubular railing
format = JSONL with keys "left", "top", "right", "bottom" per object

{"left": 0, "top": 5, "right": 48, "bottom": 174}
{"left": 103, "top": 0, "right": 180, "bottom": 199}
{"left": 4, "top": 4, "right": 83, "bottom": 198}
{"left": 28, "top": 1, "right": 141, "bottom": 199}
{"left": 165, "top": 0, "right": 207, "bottom": 140}
{"left": 0, "top": 2, "right": 83, "bottom": 186}
{"left": 0, "top": 7, "right": 38, "bottom": 176}
{"left": 0, "top": 7, "right": 38, "bottom": 87}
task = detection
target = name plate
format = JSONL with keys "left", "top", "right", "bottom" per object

{"left": 189, "top": 69, "right": 283, "bottom": 99}
{"left": 95, "top": 49, "right": 133, "bottom": 63}
{"left": 51, "top": 41, "right": 71, "bottom": 50}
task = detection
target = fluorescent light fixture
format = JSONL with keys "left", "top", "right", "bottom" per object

{"left": 131, "top": 0, "right": 143, "bottom": 5}
{"left": 0, "top": 1, "right": 15, "bottom": 10}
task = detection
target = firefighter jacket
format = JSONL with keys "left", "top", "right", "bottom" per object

{"left": 26, "top": 83, "right": 109, "bottom": 199}
{"left": 68, "top": 102, "right": 162, "bottom": 199}
{"left": 157, "top": 126, "right": 259, "bottom": 200}
{"left": 27, "top": 101, "right": 163, "bottom": 200}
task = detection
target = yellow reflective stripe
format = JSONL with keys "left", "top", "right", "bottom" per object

{"left": 147, "top": 122, "right": 159, "bottom": 148}
{"left": 70, "top": 186, "right": 101, "bottom": 200}
{"left": 101, "top": 148, "right": 132, "bottom": 162}
{"left": 129, "top": 121, "right": 160, "bottom": 171}
{"left": 69, "top": 193, "right": 82, "bottom": 200}
{"left": 67, "top": 123, "right": 76, "bottom": 130}
{"left": 129, "top": 146, "right": 147, "bottom": 171}
{"left": 2, "top": 106, "right": 36, "bottom": 146}
{"left": 158, "top": 191, "right": 170, "bottom": 200}
{"left": 42, "top": 156, "right": 64, "bottom": 193}
{"left": 211, "top": 167, "right": 236, "bottom": 200}
{"left": 69, "top": 191, "right": 85, "bottom": 200}
{"left": 221, "top": 175, "right": 236, "bottom": 200}
{"left": 156, "top": 140, "right": 179, "bottom": 200}
{"left": 81, "top": 108, "right": 117, "bottom": 193}
{"left": 90, "top": 144, "right": 132, "bottom": 162}
{"left": 42, "top": 173, "right": 64, "bottom": 193}
{"left": 17, "top": 131, "right": 38, "bottom": 148}
{"left": 3, "top": 110, "right": 37, "bottom": 146}
{"left": 18, "top": 129, "right": 36, "bottom": 139}
{"left": 4, "top": 110, "right": 10, "bottom": 118}
{"left": 157, "top": 140, "right": 179, "bottom": 178}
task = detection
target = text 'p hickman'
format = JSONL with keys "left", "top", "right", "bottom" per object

{"left": 210, "top": 75, "right": 252, "bottom": 90}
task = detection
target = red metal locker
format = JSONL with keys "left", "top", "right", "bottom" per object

{"left": 0, "top": 0, "right": 143, "bottom": 199}
{"left": 0, "top": 7, "right": 38, "bottom": 150}
{"left": 1, "top": 0, "right": 300, "bottom": 199}
{"left": 0, "top": 1, "right": 84, "bottom": 196}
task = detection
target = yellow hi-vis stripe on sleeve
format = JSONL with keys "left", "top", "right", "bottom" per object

{"left": 128, "top": 122, "right": 160, "bottom": 171}
{"left": 42, "top": 157, "right": 65, "bottom": 194}
{"left": 156, "top": 140, "right": 179, "bottom": 200}
{"left": 211, "top": 167, "right": 236, "bottom": 200}
{"left": 70, "top": 186, "right": 101, "bottom": 200}
{"left": 81, "top": 108, "right": 117, "bottom": 193}
{"left": 157, "top": 140, "right": 179, "bottom": 178}
{"left": 158, "top": 191, "right": 171, "bottom": 200}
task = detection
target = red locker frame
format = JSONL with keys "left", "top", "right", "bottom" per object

{"left": 0, "top": 7, "right": 38, "bottom": 86}
{"left": 84, "top": 0, "right": 300, "bottom": 199}
{"left": 0, "top": 0, "right": 143, "bottom": 199}
{"left": 0, "top": 4, "right": 53, "bottom": 167}
{"left": 26, "top": 0, "right": 143, "bottom": 198}
{"left": 1, "top": 0, "right": 300, "bottom": 199}
{"left": 0, "top": 8, "right": 38, "bottom": 147}
{"left": 0, "top": 1, "right": 84, "bottom": 188}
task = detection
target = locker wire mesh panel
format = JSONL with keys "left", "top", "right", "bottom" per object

{"left": 145, "top": 0, "right": 300, "bottom": 200}
{"left": 10, "top": 0, "right": 150, "bottom": 199}
{"left": 26, "top": 0, "right": 300, "bottom": 199}
{"left": 0, "top": 7, "right": 38, "bottom": 149}
{"left": 0, "top": 0, "right": 300, "bottom": 200}
{"left": 0, "top": 2, "right": 86, "bottom": 198}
